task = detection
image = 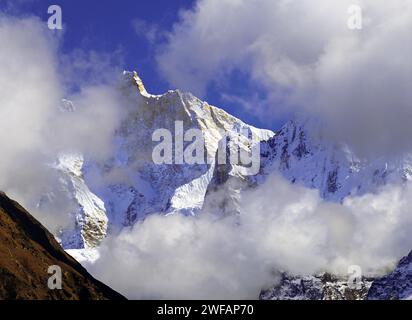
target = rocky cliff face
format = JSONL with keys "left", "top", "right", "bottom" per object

{"left": 367, "top": 250, "right": 412, "bottom": 300}
{"left": 258, "top": 119, "right": 412, "bottom": 201}
{"left": 0, "top": 192, "right": 124, "bottom": 300}
{"left": 56, "top": 154, "right": 108, "bottom": 249}
{"left": 260, "top": 273, "right": 373, "bottom": 300}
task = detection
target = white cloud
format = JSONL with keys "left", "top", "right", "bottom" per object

{"left": 88, "top": 213, "right": 274, "bottom": 299}
{"left": 132, "top": 18, "right": 161, "bottom": 44}
{"left": 156, "top": 0, "right": 412, "bottom": 156}
{"left": 87, "top": 175, "right": 412, "bottom": 299}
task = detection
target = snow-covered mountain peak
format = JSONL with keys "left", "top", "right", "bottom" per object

{"left": 49, "top": 72, "right": 412, "bottom": 262}
{"left": 95, "top": 72, "right": 275, "bottom": 226}
{"left": 119, "top": 70, "right": 274, "bottom": 164}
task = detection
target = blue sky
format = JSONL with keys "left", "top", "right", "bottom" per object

{"left": 0, "top": 0, "right": 194, "bottom": 93}
{"left": 0, "top": 0, "right": 282, "bottom": 130}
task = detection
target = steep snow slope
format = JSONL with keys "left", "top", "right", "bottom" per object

{"left": 56, "top": 154, "right": 108, "bottom": 249}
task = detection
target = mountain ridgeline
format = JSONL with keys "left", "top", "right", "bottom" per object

{"left": 40, "top": 71, "right": 412, "bottom": 300}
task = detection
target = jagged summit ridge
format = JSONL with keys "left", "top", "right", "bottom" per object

{"left": 95, "top": 70, "right": 274, "bottom": 224}
{"left": 55, "top": 71, "right": 412, "bottom": 249}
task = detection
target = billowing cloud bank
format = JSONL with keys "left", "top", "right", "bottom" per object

{"left": 88, "top": 175, "right": 412, "bottom": 299}
{"left": 157, "top": 0, "right": 412, "bottom": 156}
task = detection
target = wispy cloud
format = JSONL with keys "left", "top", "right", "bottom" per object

{"left": 132, "top": 18, "right": 162, "bottom": 44}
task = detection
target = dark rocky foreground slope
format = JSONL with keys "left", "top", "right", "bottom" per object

{"left": 0, "top": 192, "right": 125, "bottom": 300}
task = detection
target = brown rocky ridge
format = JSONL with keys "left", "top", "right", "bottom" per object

{"left": 0, "top": 191, "right": 125, "bottom": 300}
